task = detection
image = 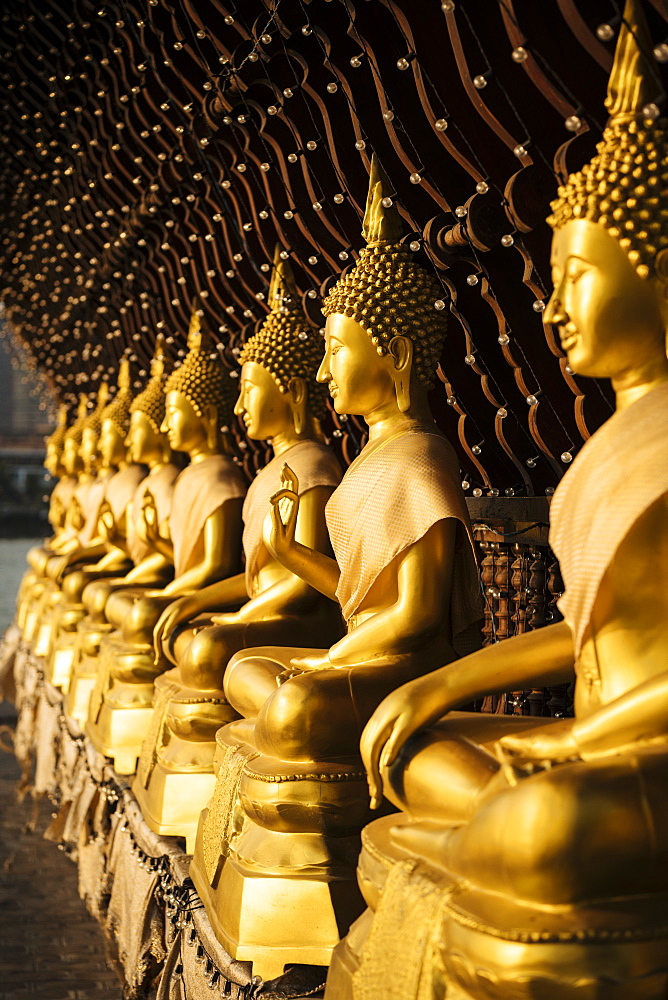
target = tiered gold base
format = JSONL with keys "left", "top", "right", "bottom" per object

{"left": 325, "top": 814, "right": 668, "bottom": 1000}
{"left": 86, "top": 634, "right": 158, "bottom": 774}
{"left": 64, "top": 616, "right": 114, "bottom": 725}
{"left": 190, "top": 722, "right": 369, "bottom": 980}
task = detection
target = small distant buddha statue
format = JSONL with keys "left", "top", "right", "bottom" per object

{"left": 44, "top": 361, "right": 147, "bottom": 689}
{"left": 27, "top": 390, "right": 108, "bottom": 658}
{"left": 189, "top": 156, "right": 482, "bottom": 978}
{"left": 132, "top": 249, "right": 342, "bottom": 849}
{"left": 332, "top": 5, "right": 668, "bottom": 997}
{"left": 65, "top": 337, "right": 181, "bottom": 725}
{"left": 86, "top": 301, "right": 247, "bottom": 774}
{"left": 18, "top": 404, "right": 75, "bottom": 633}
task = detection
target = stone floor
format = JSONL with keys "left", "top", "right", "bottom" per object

{"left": 0, "top": 704, "right": 122, "bottom": 999}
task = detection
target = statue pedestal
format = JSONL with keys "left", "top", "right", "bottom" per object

{"left": 86, "top": 634, "right": 158, "bottom": 774}
{"left": 44, "top": 601, "right": 87, "bottom": 691}
{"left": 190, "top": 723, "right": 369, "bottom": 980}
{"left": 326, "top": 813, "right": 668, "bottom": 1000}
{"left": 132, "top": 672, "right": 238, "bottom": 851}
{"left": 64, "top": 616, "right": 114, "bottom": 725}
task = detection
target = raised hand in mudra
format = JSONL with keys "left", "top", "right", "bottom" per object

{"left": 97, "top": 498, "right": 117, "bottom": 542}
{"left": 140, "top": 489, "right": 159, "bottom": 544}
{"left": 264, "top": 464, "right": 299, "bottom": 559}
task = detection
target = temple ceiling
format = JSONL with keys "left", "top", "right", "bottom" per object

{"left": 1, "top": 0, "right": 666, "bottom": 492}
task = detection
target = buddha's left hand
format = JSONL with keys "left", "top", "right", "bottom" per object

{"left": 497, "top": 725, "right": 580, "bottom": 763}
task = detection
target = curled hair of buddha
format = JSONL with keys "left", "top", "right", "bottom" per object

{"left": 80, "top": 382, "right": 110, "bottom": 439}
{"left": 239, "top": 247, "right": 329, "bottom": 419}
{"left": 64, "top": 395, "right": 90, "bottom": 447}
{"left": 548, "top": 0, "right": 668, "bottom": 280}
{"left": 130, "top": 335, "right": 169, "bottom": 433}
{"left": 100, "top": 359, "right": 133, "bottom": 435}
{"left": 45, "top": 404, "right": 69, "bottom": 453}
{"left": 322, "top": 154, "right": 447, "bottom": 387}
{"left": 165, "top": 299, "right": 233, "bottom": 425}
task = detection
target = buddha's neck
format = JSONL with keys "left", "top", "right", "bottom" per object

{"left": 612, "top": 353, "right": 668, "bottom": 413}
{"left": 364, "top": 393, "right": 435, "bottom": 444}
{"left": 270, "top": 427, "right": 312, "bottom": 459}
{"left": 189, "top": 445, "right": 220, "bottom": 464}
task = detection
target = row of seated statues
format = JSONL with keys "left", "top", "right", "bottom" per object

{"left": 11, "top": 6, "right": 668, "bottom": 994}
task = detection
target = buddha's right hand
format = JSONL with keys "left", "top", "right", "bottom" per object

{"left": 361, "top": 676, "right": 451, "bottom": 810}
{"left": 141, "top": 489, "right": 160, "bottom": 544}
{"left": 266, "top": 464, "right": 300, "bottom": 559}
{"left": 153, "top": 597, "right": 193, "bottom": 663}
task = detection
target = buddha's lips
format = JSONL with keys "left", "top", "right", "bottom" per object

{"left": 329, "top": 383, "right": 339, "bottom": 396}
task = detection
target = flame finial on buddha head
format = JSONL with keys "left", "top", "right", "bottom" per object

{"left": 548, "top": 0, "right": 668, "bottom": 280}
{"left": 322, "top": 153, "right": 447, "bottom": 386}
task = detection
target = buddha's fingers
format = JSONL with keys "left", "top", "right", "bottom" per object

{"left": 280, "top": 463, "right": 300, "bottom": 495}
{"left": 361, "top": 716, "right": 398, "bottom": 810}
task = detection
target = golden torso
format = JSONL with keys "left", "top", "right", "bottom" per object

{"left": 576, "top": 493, "right": 668, "bottom": 718}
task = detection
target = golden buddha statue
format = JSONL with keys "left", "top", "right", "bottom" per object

{"left": 44, "top": 361, "right": 147, "bottom": 690}
{"left": 17, "top": 403, "right": 76, "bottom": 635}
{"left": 189, "top": 157, "right": 482, "bottom": 978}
{"left": 132, "top": 250, "right": 343, "bottom": 849}
{"left": 27, "top": 389, "right": 108, "bottom": 658}
{"left": 65, "top": 337, "right": 181, "bottom": 725}
{"left": 86, "top": 301, "right": 247, "bottom": 774}
{"left": 328, "top": 5, "right": 668, "bottom": 997}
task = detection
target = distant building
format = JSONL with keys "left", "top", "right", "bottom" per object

{"left": 0, "top": 327, "right": 56, "bottom": 534}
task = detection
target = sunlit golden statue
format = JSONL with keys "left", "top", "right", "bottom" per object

{"left": 17, "top": 403, "right": 77, "bottom": 636}
{"left": 86, "top": 301, "right": 247, "bottom": 774}
{"left": 189, "top": 157, "right": 482, "bottom": 978}
{"left": 132, "top": 250, "right": 343, "bottom": 849}
{"left": 20, "top": 394, "right": 94, "bottom": 642}
{"left": 65, "top": 337, "right": 181, "bottom": 725}
{"left": 327, "top": 5, "right": 668, "bottom": 998}
{"left": 27, "top": 385, "right": 113, "bottom": 660}
{"left": 42, "top": 361, "right": 147, "bottom": 690}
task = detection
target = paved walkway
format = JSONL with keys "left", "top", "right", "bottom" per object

{"left": 0, "top": 705, "right": 121, "bottom": 1000}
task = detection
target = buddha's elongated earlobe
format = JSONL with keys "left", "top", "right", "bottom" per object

{"left": 389, "top": 336, "right": 413, "bottom": 413}
{"left": 204, "top": 404, "right": 219, "bottom": 450}
{"left": 288, "top": 377, "right": 307, "bottom": 435}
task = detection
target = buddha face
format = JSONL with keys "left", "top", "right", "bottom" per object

{"left": 318, "top": 313, "right": 397, "bottom": 416}
{"left": 545, "top": 220, "right": 666, "bottom": 380}
{"left": 62, "top": 437, "right": 80, "bottom": 477}
{"left": 162, "top": 390, "right": 208, "bottom": 454}
{"left": 126, "top": 410, "right": 162, "bottom": 464}
{"left": 80, "top": 427, "right": 98, "bottom": 474}
{"left": 44, "top": 442, "right": 61, "bottom": 478}
{"left": 234, "top": 361, "right": 294, "bottom": 440}
{"left": 98, "top": 418, "right": 126, "bottom": 468}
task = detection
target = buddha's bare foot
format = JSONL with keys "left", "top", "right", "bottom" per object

{"left": 390, "top": 820, "right": 456, "bottom": 871}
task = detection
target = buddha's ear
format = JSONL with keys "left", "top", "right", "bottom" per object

{"left": 288, "top": 377, "right": 307, "bottom": 435}
{"left": 203, "top": 403, "right": 220, "bottom": 450}
{"left": 388, "top": 336, "right": 413, "bottom": 413}
{"left": 655, "top": 249, "right": 668, "bottom": 287}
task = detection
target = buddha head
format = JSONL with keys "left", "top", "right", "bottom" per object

{"left": 98, "top": 359, "right": 134, "bottom": 469}
{"left": 235, "top": 246, "right": 328, "bottom": 441}
{"left": 80, "top": 383, "right": 110, "bottom": 474}
{"left": 320, "top": 154, "right": 447, "bottom": 418}
{"left": 545, "top": 0, "right": 668, "bottom": 384}
{"left": 162, "top": 300, "right": 233, "bottom": 456}
{"left": 127, "top": 335, "right": 172, "bottom": 465}
{"left": 44, "top": 404, "right": 69, "bottom": 478}
{"left": 62, "top": 395, "right": 90, "bottom": 477}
